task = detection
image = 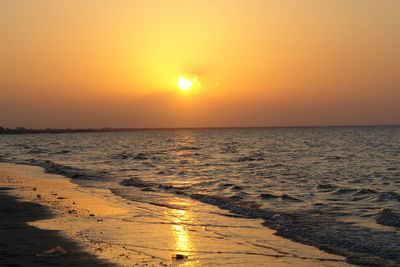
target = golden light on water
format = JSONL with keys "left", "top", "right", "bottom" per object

{"left": 169, "top": 209, "right": 194, "bottom": 253}
{"left": 162, "top": 201, "right": 199, "bottom": 266}
{"left": 172, "top": 223, "right": 191, "bottom": 251}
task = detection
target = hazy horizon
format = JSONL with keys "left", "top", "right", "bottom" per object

{"left": 1, "top": 0, "right": 400, "bottom": 128}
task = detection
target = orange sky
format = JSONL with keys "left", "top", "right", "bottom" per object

{"left": 1, "top": 0, "right": 399, "bottom": 128}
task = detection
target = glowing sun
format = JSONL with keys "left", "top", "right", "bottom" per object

{"left": 178, "top": 76, "right": 193, "bottom": 90}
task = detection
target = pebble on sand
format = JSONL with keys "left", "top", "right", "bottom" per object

{"left": 172, "top": 254, "right": 188, "bottom": 260}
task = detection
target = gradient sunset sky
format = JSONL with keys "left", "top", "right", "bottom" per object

{"left": 1, "top": 1, "right": 399, "bottom": 128}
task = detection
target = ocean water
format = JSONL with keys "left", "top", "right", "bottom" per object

{"left": 1, "top": 126, "right": 399, "bottom": 225}
{"left": 2, "top": 126, "right": 400, "bottom": 264}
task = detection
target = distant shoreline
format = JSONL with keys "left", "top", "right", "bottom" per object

{"left": 0, "top": 124, "right": 399, "bottom": 135}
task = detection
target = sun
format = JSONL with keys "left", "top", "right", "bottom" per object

{"left": 178, "top": 76, "right": 193, "bottom": 90}
{"left": 176, "top": 74, "right": 202, "bottom": 94}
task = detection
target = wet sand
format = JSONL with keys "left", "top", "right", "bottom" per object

{"left": 0, "top": 163, "right": 351, "bottom": 266}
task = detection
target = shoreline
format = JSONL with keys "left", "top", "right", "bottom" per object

{"left": 0, "top": 162, "right": 351, "bottom": 266}
{"left": 0, "top": 163, "right": 162, "bottom": 266}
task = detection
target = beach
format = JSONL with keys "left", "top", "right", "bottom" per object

{"left": 2, "top": 0, "right": 399, "bottom": 265}
{"left": 0, "top": 162, "right": 351, "bottom": 266}
{"left": 0, "top": 164, "right": 156, "bottom": 266}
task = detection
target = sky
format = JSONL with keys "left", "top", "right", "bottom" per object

{"left": 1, "top": 0, "right": 399, "bottom": 128}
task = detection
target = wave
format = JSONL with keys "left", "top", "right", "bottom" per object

{"left": 50, "top": 150, "right": 71, "bottom": 155}
{"left": 1, "top": 159, "right": 108, "bottom": 181}
{"left": 354, "top": 188, "right": 378, "bottom": 195}
{"left": 260, "top": 193, "right": 280, "bottom": 200}
{"left": 112, "top": 152, "right": 148, "bottom": 160}
{"left": 376, "top": 209, "right": 400, "bottom": 227}
{"left": 237, "top": 156, "right": 264, "bottom": 162}
{"left": 331, "top": 187, "right": 400, "bottom": 203}
{"left": 260, "top": 193, "right": 303, "bottom": 202}
{"left": 375, "top": 192, "right": 400, "bottom": 202}
{"left": 120, "top": 177, "right": 152, "bottom": 187}
{"left": 317, "top": 184, "right": 337, "bottom": 191}
{"left": 157, "top": 169, "right": 174, "bottom": 175}
{"left": 324, "top": 155, "right": 344, "bottom": 161}
{"left": 220, "top": 146, "right": 238, "bottom": 154}
{"left": 27, "top": 148, "right": 47, "bottom": 154}
{"left": 171, "top": 146, "right": 200, "bottom": 151}
{"left": 142, "top": 162, "right": 156, "bottom": 168}
{"left": 333, "top": 188, "right": 358, "bottom": 195}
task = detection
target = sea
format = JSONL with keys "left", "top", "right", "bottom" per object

{"left": 1, "top": 126, "right": 400, "bottom": 262}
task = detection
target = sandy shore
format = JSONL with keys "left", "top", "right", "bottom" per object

{"left": 0, "top": 163, "right": 351, "bottom": 266}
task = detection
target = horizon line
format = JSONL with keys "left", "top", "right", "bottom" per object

{"left": 1, "top": 123, "right": 399, "bottom": 134}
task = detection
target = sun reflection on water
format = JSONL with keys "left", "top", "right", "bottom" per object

{"left": 169, "top": 209, "right": 194, "bottom": 252}
{"left": 172, "top": 223, "right": 191, "bottom": 251}
{"left": 165, "top": 203, "right": 197, "bottom": 266}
